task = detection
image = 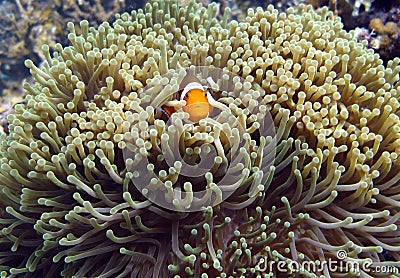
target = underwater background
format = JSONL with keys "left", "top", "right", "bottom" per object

{"left": 1, "top": 0, "right": 400, "bottom": 119}
{"left": 0, "top": 0, "right": 400, "bottom": 277}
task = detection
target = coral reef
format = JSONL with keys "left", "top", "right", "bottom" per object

{"left": 353, "top": 7, "right": 400, "bottom": 62}
{"left": 309, "top": 0, "right": 400, "bottom": 62}
{"left": 307, "top": 0, "right": 363, "bottom": 20}
{"left": 1, "top": 0, "right": 400, "bottom": 277}
{"left": 0, "top": 0, "right": 132, "bottom": 111}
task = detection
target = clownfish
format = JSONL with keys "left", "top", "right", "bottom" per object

{"left": 161, "top": 82, "right": 214, "bottom": 123}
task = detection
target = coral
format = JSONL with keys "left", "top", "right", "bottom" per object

{"left": 57, "top": 0, "right": 127, "bottom": 27}
{"left": 351, "top": 0, "right": 374, "bottom": 16}
{"left": 310, "top": 0, "right": 400, "bottom": 62}
{"left": 369, "top": 18, "right": 400, "bottom": 35}
{"left": 369, "top": 18, "right": 385, "bottom": 33}
{"left": 0, "top": 0, "right": 130, "bottom": 108}
{"left": 1, "top": 1, "right": 400, "bottom": 277}
{"left": 306, "top": 0, "right": 369, "bottom": 19}
{"left": 353, "top": 6, "right": 400, "bottom": 63}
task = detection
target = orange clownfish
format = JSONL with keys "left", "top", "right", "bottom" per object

{"left": 161, "top": 82, "right": 214, "bottom": 123}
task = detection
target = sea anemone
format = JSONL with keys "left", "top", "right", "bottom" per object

{"left": 1, "top": 1, "right": 400, "bottom": 277}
